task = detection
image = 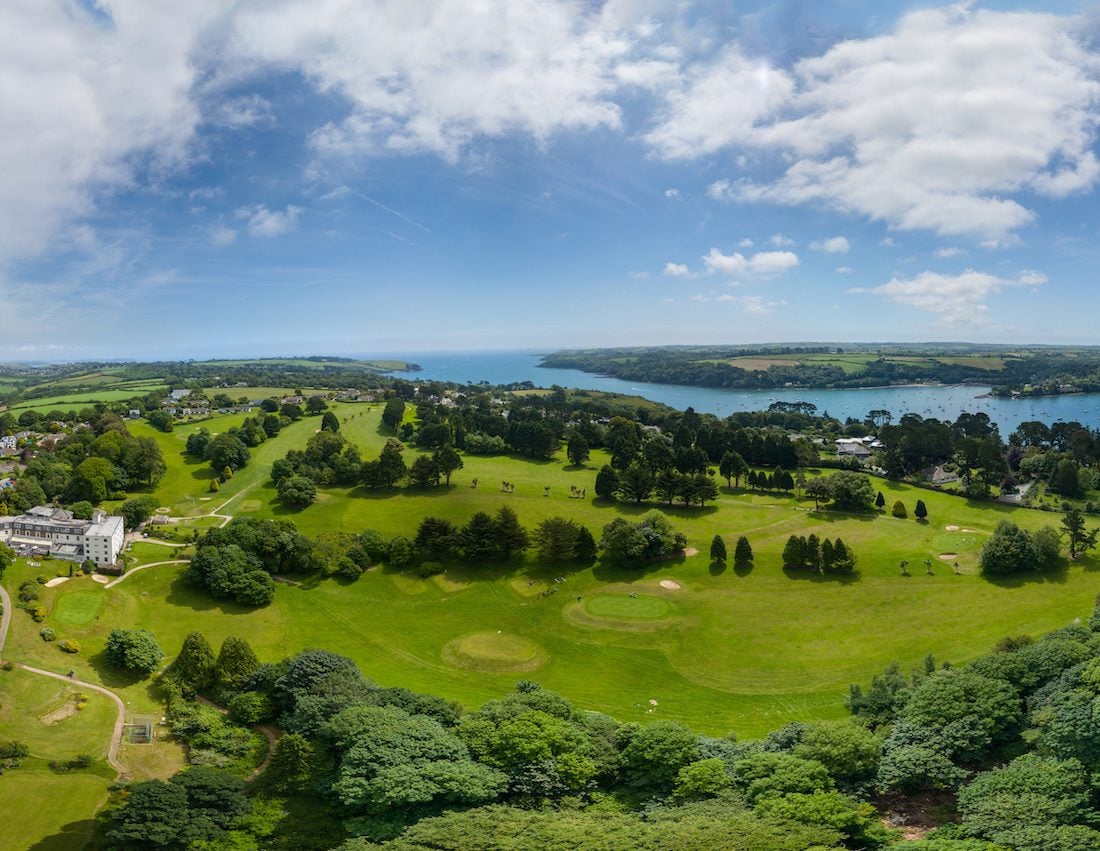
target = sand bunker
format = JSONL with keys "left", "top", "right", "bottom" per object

{"left": 961, "top": 528, "right": 979, "bottom": 533}
{"left": 44, "top": 577, "right": 70, "bottom": 588}
{"left": 681, "top": 548, "right": 699, "bottom": 557}
{"left": 91, "top": 575, "right": 110, "bottom": 585}
{"left": 41, "top": 695, "right": 80, "bottom": 725}
{"left": 659, "top": 579, "right": 682, "bottom": 590}
{"left": 945, "top": 525, "right": 960, "bottom": 531}
{"left": 938, "top": 553, "right": 959, "bottom": 561}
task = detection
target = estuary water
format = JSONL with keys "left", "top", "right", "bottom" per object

{"left": 367, "top": 349, "right": 1100, "bottom": 434}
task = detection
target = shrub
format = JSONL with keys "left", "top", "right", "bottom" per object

{"left": 31, "top": 606, "right": 47, "bottom": 623}
{"left": 227, "top": 691, "right": 274, "bottom": 725}
{"left": 891, "top": 500, "right": 907, "bottom": 518}
{"left": 914, "top": 499, "right": 928, "bottom": 521}
{"left": 39, "top": 627, "right": 56, "bottom": 642}
{"left": 417, "top": 561, "right": 445, "bottom": 578}
{"left": 59, "top": 640, "right": 81, "bottom": 654}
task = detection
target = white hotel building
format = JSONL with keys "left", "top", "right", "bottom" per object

{"left": 0, "top": 506, "right": 125, "bottom": 565}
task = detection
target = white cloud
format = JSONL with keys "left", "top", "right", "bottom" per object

{"left": 737, "top": 237, "right": 754, "bottom": 248}
{"left": 880, "top": 237, "right": 897, "bottom": 247}
{"left": 654, "top": 7, "right": 1100, "bottom": 238}
{"left": 210, "top": 94, "right": 275, "bottom": 128}
{"left": 210, "top": 226, "right": 237, "bottom": 246}
{"left": 836, "top": 266, "right": 852, "bottom": 274}
{"left": 236, "top": 204, "right": 303, "bottom": 238}
{"left": 664, "top": 188, "right": 680, "bottom": 198}
{"left": 769, "top": 233, "right": 795, "bottom": 247}
{"left": 811, "top": 236, "right": 850, "bottom": 254}
{"left": 663, "top": 261, "right": 691, "bottom": 277}
{"left": 933, "top": 246, "right": 966, "bottom": 259}
{"left": 232, "top": 0, "right": 636, "bottom": 161}
{"left": 644, "top": 45, "right": 794, "bottom": 159}
{"left": 0, "top": 2, "right": 218, "bottom": 262}
{"left": 702, "top": 248, "right": 799, "bottom": 276}
{"left": 852, "top": 269, "right": 1047, "bottom": 324}
{"left": 689, "top": 293, "right": 709, "bottom": 302}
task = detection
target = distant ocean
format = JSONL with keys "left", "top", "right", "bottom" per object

{"left": 356, "top": 349, "right": 1100, "bottom": 433}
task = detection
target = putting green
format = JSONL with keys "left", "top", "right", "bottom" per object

{"left": 442, "top": 632, "right": 548, "bottom": 673}
{"left": 584, "top": 594, "right": 671, "bottom": 620}
{"left": 52, "top": 591, "right": 103, "bottom": 626}
{"left": 930, "top": 532, "right": 981, "bottom": 552}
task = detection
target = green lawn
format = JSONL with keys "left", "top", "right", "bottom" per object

{"left": 6, "top": 405, "right": 1099, "bottom": 739}
{"left": 0, "top": 668, "right": 116, "bottom": 850}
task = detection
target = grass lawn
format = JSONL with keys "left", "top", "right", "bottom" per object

{"left": 5, "top": 401, "right": 1100, "bottom": 776}
{"left": 0, "top": 668, "right": 117, "bottom": 850}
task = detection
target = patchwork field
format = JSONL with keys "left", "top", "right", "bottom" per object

{"left": 717, "top": 352, "right": 1009, "bottom": 374}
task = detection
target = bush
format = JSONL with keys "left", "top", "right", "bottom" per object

{"left": 39, "top": 627, "right": 56, "bottom": 642}
{"left": 59, "top": 640, "right": 81, "bottom": 654}
{"left": 31, "top": 606, "right": 46, "bottom": 623}
{"left": 227, "top": 691, "right": 274, "bottom": 725}
{"left": 891, "top": 500, "right": 907, "bottom": 518}
{"left": 417, "top": 561, "right": 445, "bottom": 578}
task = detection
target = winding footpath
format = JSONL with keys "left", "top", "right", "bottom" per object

{"left": 0, "top": 582, "right": 128, "bottom": 778}
{"left": 0, "top": 485, "right": 286, "bottom": 785}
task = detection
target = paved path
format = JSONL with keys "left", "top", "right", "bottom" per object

{"left": 105, "top": 560, "right": 189, "bottom": 589}
{"left": 0, "top": 583, "right": 127, "bottom": 777}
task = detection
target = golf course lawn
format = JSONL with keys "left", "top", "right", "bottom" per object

{"left": 4, "top": 401, "right": 1100, "bottom": 846}
{"left": 0, "top": 668, "right": 117, "bottom": 851}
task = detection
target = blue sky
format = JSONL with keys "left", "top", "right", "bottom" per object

{"left": 2, "top": 1, "right": 1100, "bottom": 360}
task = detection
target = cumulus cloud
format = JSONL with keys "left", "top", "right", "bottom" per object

{"left": 656, "top": 6, "right": 1100, "bottom": 238}
{"left": 702, "top": 248, "right": 799, "bottom": 276}
{"left": 663, "top": 261, "right": 691, "bottom": 277}
{"left": 852, "top": 269, "right": 1047, "bottom": 323}
{"left": 236, "top": 204, "right": 303, "bottom": 237}
{"left": 934, "top": 246, "right": 966, "bottom": 259}
{"left": 811, "top": 236, "right": 850, "bottom": 254}
{"left": 836, "top": 266, "right": 852, "bottom": 274}
{"left": 769, "top": 233, "right": 795, "bottom": 247}
{"left": 232, "top": 0, "right": 635, "bottom": 161}
{"left": 644, "top": 46, "right": 793, "bottom": 159}
{"left": 737, "top": 237, "right": 754, "bottom": 248}
{"left": 0, "top": 2, "right": 219, "bottom": 262}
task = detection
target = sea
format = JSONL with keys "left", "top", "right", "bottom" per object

{"left": 358, "top": 349, "right": 1100, "bottom": 434}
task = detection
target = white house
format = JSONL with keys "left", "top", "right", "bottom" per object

{"left": 0, "top": 505, "right": 125, "bottom": 565}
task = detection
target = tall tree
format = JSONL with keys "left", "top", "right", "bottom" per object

{"left": 719, "top": 451, "right": 748, "bottom": 487}
{"left": 617, "top": 462, "right": 654, "bottom": 504}
{"left": 566, "top": 433, "right": 590, "bottom": 468}
{"left": 734, "top": 536, "right": 753, "bottom": 569}
{"left": 382, "top": 398, "right": 406, "bottom": 431}
{"left": 433, "top": 445, "right": 463, "bottom": 486}
{"left": 1061, "top": 507, "right": 1099, "bottom": 560}
{"left": 495, "top": 506, "right": 529, "bottom": 559}
{"left": 710, "top": 535, "right": 726, "bottom": 565}
{"left": 594, "top": 465, "right": 620, "bottom": 499}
